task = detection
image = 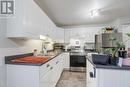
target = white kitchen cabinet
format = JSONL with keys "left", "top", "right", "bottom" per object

{"left": 7, "top": 0, "right": 56, "bottom": 39}
{"left": 44, "top": 16, "right": 57, "bottom": 40}
{"left": 98, "top": 69, "right": 130, "bottom": 87}
{"left": 64, "top": 29, "right": 70, "bottom": 43}
{"left": 40, "top": 66, "right": 53, "bottom": 87}
{"left": 7, "top": 65, "right": 40, "bottom": 87}
{"left": 64, "top": 27, "right": 100, "bottom": 43}
{"left": 0, "top": 67, "right": 1, "bottom": 87}
{"left": 0, "top": 57, "right": 6, "bottom": 87}
{"left": 7, "top": 53, "right": 65, "bottom": 87}
{"left": 52, "top": 54, "right": 63, "bottom": 86}
{"left": 53, "top": 27, "right": 64, "bottom": 43}
{"left": 86, "top": 59, "right": 98, "bottom": 87}
{"left": 86, "top": 58, "right": 130, "bottom": 87}
{"left": 62, "top": 52, "right": 70, "bottom": 69}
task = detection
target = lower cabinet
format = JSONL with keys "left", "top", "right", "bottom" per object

{"left": 86, "top": 60, "right": 98, "bottom": 87}
{"left": 40, "top": 69, "right": 53, "bottom": 87}
{"left": 0, "top": 58, "right": 6, "bottom": 87}
{"left": 51, "top": 54, "right": 63, "bottom": 86}
{"left": 86, "top": 59, "right": 130, "bottom": 87}
{"left": 7, "top": 53, "right": 64, "bottom": 87}
{"left": 62, "top": 52, "right": 70, "bottom": 69}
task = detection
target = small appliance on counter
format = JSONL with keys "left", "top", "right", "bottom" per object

{"left": 122, "top": 58, "right": 130, "bottom": 66}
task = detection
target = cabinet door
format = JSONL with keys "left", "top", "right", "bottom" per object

{"left": 23, "top": 0, "right": 47, "bottom": 36}
{"left": 69, "top": 27, "right": 100, "bottom": 43}
{"left": 7, "top": 0, "right": 56, "bottom": 38}
{"left": 98, "top": 69, "right": 130, "bottom": 87}
{"left": 47, "top": 19, "right": 57, "bottom": 39}
{"left": 7, "top": 65, "right": 39, "bottom": 87}
{"left": 53, "top": 60, "right": 61, "bottom": 82}
{"left": 64, "top": 29, "right": 70, "bottom": 43}
{"left": 0, "top": 66, "right": 2, "bottom": 87}
{"left": 53, "top": 27, "right": 64, "bottom": 43}
{"left": 6, "top": 0, "right": 24, "bottom": 37}
{"left": 52, "top": 55, "right": 63, "bottom": 85}
{"left": 62, "top": 53, "right": 70, "bottom": 69}
{"left": 40, "top": 68, "right": 53, "bottom": 87}
{"left": 87, "top": 60, "right": 97, "bottom": 87}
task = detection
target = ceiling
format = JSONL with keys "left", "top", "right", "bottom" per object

{"left": 35, "top": 0, "right": 130, "bottom": 26}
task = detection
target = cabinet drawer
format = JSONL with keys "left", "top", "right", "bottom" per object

{"left": 40, "top": 60, "right": 54, "bottom": 78}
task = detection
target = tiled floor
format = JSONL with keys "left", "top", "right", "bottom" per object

{"left": 56, "top": 70, "right": 86, "bottom": 87}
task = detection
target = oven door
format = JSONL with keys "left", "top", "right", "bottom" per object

{"left": 70, "top": 55, "right": 86, "bottom": 71}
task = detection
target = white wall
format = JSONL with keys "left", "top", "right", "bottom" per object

{"left": 0, "top": 19, "right": 42, "bottom": 87}
{"left": 110, "top": 18, "right": 130, "bottom": 32}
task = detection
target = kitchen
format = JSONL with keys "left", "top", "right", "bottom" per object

{"left": 1, "top": 0, "right": 130, "bottom": 87}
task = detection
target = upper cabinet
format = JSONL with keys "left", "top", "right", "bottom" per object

{"left": 6, "top": 0, "right": 56, "bottom": 39}
{"left": 53, "top": 27, "right": 64, "bottom": 43}
{"left": 64, "top": 27, "right": 100, "bottom": 43}
{"left": 64, "top": 29, "right": 70, "bottom": 43}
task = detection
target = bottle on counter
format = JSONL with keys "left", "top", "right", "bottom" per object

{"left": 33, "top": 49, "right": 38, "bottom": 56}
{"left": 118, "top": 47, "right": 127, "bottom": 58}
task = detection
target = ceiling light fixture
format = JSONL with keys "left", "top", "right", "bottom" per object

{"left": 40, "top": 35, "right": 46, "bottom": 40}
{"left": 90, "top": 9, "right": 100, "bottom": 18}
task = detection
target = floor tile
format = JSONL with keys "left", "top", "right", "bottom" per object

{"left": 56, "top": 70, "right": 86, "bottom": 87}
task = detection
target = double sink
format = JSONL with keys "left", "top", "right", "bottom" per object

{"left": 92, "top": 54, "right": 112, "bottom": 65}
{"left": 6, "top": 53, "right": 58, "bottom": 65}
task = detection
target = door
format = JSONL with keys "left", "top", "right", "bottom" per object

{"left": 70, "top": 55, "right": 86, "bottom": 67}
{"left": 86, "top": 60, "right": 97, "bottom": 87}
{"left": 52, "top": 55, "right": 63, "bottom": 87}
{"left": 63, "top": 53, "right": 70, "bottom": 69}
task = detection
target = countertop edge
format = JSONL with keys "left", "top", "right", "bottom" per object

{"left": 86, "top": 56, "right": 130, "bottom": 70}
{"left": 5, "top": 52, "right": 63, "bottom": 66}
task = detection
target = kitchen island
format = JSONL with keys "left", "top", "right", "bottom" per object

{"left": 5, "top": 52, "right": 70, "bottom": 87}
{"left": 86, "top": 55, "right": 130, "bottom": 87}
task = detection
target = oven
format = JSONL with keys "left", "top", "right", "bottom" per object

{"left": 70, "top": 52, "right": 86, "bottom": 72}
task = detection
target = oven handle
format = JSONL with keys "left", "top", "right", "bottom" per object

{"left": 89, "top": 67, "right": 96, "bottom": 78}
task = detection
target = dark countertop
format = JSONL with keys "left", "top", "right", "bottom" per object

{"left": 5, "top": 52, "right": 62, "bottom": 66}
{"left": 86, "top": 56, "right": 130, "bottom": 70}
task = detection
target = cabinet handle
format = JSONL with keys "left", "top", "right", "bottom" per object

{"left": 56, "top": 61, "right": 59, "bottom": 64}
{"left": 50, "top": 67, "right": 53, "bottom": 70}
{"left": 89, "top": 72, "right": 94, "bottom": 78}
{"left": 89, "top": 67, "right": 96, "bottom": 78}
{"left": 47, "top": 64, "right": 50, "bottom": 68}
